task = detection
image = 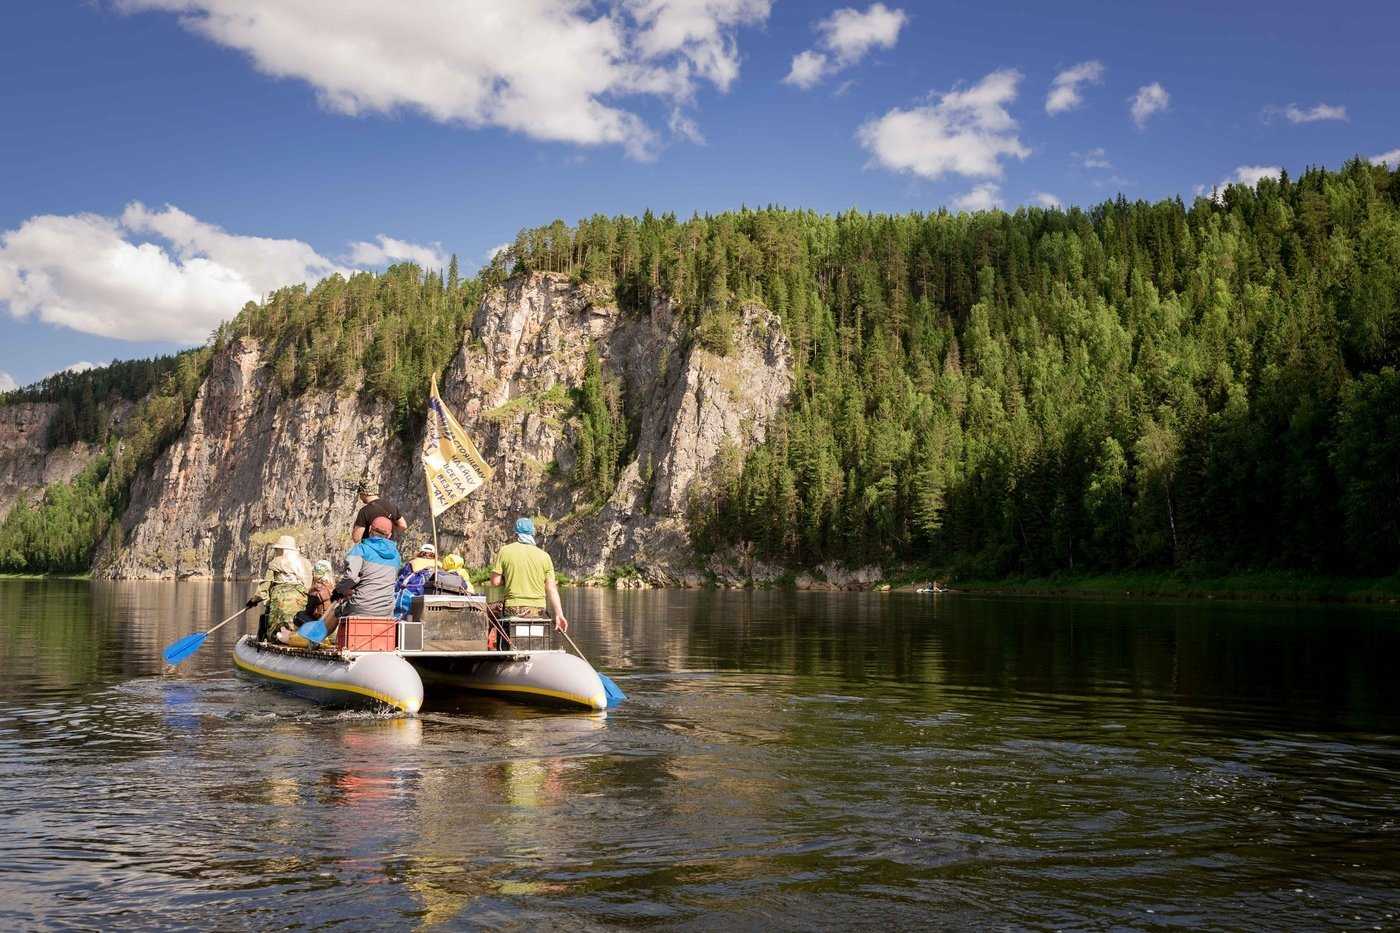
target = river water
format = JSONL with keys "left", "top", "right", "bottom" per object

{"left": 1, "top": 580, "right": 1398, "bottom": 930}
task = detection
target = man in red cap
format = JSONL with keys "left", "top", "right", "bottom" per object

{"left": 325, "top": 514, "right": 403, "bottom": 636}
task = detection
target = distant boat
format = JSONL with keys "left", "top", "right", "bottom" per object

{"left": 915, "top": 582, "right": 947, "bottom": 594}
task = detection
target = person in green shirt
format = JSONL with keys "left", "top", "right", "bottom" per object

{"left": 489, "top": 517, "right": 568, "bottom": 632}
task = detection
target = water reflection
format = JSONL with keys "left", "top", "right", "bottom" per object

{"left": 1, "top": 581, "right": 1398, "bottom": 929}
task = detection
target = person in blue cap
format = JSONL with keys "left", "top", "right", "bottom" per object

{"left": 489, "top": 516, "right": 568, "bottom": 632}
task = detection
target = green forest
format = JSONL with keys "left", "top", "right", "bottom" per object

{"left": 2, "top": 160, "right": 1398, "bottom": 577}
{"left": 505, "top": 160, "right": 1400, "bottom": 577}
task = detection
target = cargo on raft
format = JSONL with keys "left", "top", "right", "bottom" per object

{"left": 233, "top": 595, "right": 608, "bottom": 714}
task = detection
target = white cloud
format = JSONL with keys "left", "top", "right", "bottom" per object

{"left": 347, "top": 235, "right": 448, "bottom": 270}
{"left": 668, "top": 107, "right": 706, "bottom": 144}
{"left": 1032, "top": 192, "right": 1062, "bottom": 208}
{"left": 118, "top": 0, "right": 771, "bottom": 160}
{"left": 1076, "top": 147, "right": 1112, "bottom": 169}
{"left": 1130, "top": 82, "right": 1169, "bottom": 127}
{"left": 953, "top": 183, "right": 1002, "bottom": 212}
{"left": 0, "top": 203, "right": 357, "bottom": 343}
{"left": 1045, "top": 60, "right": 1103, "bottom": 115}
{"left": 487, "top": 243, "right": 513, "bottom": 261}
{"left": 1266, "top": 102, "right": 1347, "bottom": 124}
{"left": 49, "top": 361, "right": 100, "bottom": 378}
{"left": 784, "top": 3, "right": 907, "bottom": 90}
{"left": 0, "top": 372, "right": 16, "bottom": 392}
{"left": 857, "top": 69, "right": 1029, "bottom": 181}
{"left": 628, "top": 0, "right": 772, "bottom": 93}
{"left": 1203, "top": 165, "right": 1282, "bottom": 200}
{"left": 1371, "top": 148, "right": 1400, "bottom": 166}
{"left": 784, "top": 50, "right": 829, "bottom": 89}
{"left": 1227, "top": 165, "right": 1282, "bottom": 187}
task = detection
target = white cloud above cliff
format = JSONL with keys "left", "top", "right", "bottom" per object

{"left": 1130, "top": 82, "right": 1169, "bottom": 127}
{"left": 347, "top": 235, "right": 449, "bottom": 270}
{"left": 116, "top": 0, "right": 771, "bottom": 160}
{"left": 857, "top": 69, "right": 1029, "bottom": 180}
{"left": 784, "top": 3, "right": 908, "bottom": 90}
{"left": 0, "top": 372, "right": 16, "bottom": 392}
{"left": 1199, "top": 164, "right": 1282, "bottom": 200}
{"left": 1045, "top": 60, "right": 1103, "bottom": 115}
{"left": 0, "top": 203, "right": 436, "bottom": 343}
{"left": 1264, "top": 102, "right": 1347, "bottom": 124}
{"left": 952, "top": 183, "right": 1002, "bottom": 211}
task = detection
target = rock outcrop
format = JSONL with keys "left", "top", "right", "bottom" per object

{"left": 106, "top": 272, "right": 791, "bottom": 581}
{"left": 0, "top": 403, "right": 102, "bottom": 521}
{"left": 106, "top": 338, "right": 416, "bottom": 579}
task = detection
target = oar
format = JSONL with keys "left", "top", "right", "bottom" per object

{"left": 558, "top": 628, "right": 626, "bottom": 707}
{"left": 162, "top": 605, "right": 251, "bottom": 666}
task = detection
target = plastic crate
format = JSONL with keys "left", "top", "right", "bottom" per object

{"left": 503, "top": 617, "right": 554, "bottom": 651}
{"left": 398, "top": 620, "right": 423, "bottom": 651}
{"left": 336, "top": 616, "right": 399, "bottom": 652}
{"left": 412, "top": 594, "right": 490, "bottom": 650}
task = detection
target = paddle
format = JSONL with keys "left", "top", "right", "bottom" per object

{"left": 295, "top": 617, "right": 328, "bottom": 644}
{"left": 162, "top": 605, "right": 251, "bottom": 666}
{"left": 558, "top": 628, "right": 626, "bottom": 707}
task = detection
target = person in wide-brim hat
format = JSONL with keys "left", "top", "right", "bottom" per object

{"left": 248, "top": 533, "right": 312, "bottom": 643}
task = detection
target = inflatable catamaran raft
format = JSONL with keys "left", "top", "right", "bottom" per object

{"left": 233, "top": 378, "right": 614, "bottom": 713}
{"left": 233, "top": 594, "right": 608, "bottom": 713}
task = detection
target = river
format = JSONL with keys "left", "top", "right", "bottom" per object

{"left": 1, "top": 580, "right": 1397, "bottom": 929}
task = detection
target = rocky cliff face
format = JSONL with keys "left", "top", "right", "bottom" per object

{"left": 0, "top": 403, "right": 102, "bottom": 521}
{"left": 107, "top": 272, "right": 791, "bottom": 581}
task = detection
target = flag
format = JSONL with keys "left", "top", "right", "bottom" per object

{"left": 422, "top": 376, "right": 492, "bottom": 517}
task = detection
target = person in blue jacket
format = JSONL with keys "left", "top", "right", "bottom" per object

{"left": 324, "top": 515, "right": 402, "bottom": 636}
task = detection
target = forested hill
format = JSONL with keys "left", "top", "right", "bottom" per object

{"left": 2, "top": 160, "right": 1398, "bottom": 578}
{"left": 500, "top": 160, "right": 1399, "bottom": 576}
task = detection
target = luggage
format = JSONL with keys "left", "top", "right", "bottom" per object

{"left": 426, "top": 571, "right": 472, "bottom": 595}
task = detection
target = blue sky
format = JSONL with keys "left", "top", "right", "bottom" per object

{"left": 2, "top": 0, "right": 1396, "bottom": 387}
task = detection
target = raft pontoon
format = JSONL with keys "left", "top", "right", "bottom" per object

{"left": 233, "top": 595, "right": 607, "bottom": 713}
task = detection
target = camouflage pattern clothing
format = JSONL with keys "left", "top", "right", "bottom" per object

{"left": 256, "top": 551, "right": 311, "bottom": 641}
{"left": 260, "top": 583, "right": 308, "bottom": 640}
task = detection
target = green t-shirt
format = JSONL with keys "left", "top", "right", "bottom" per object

{"left": 490, "top": 541, "right": 555, "bottom": 608}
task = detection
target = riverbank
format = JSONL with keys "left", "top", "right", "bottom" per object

{"left": 13, "top": 566, "right": 1400, "bottom": 606}
{"left": 949, "top": 570, "right": 1400, "bottom": 604}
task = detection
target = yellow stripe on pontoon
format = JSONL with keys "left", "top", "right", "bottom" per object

{"left": 234, "top": 653, "right": 416, "bottom": 712}
{"left": 463, "top": 679, "right": 605, "bottom": 709}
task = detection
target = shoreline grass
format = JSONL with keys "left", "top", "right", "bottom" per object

{"left": 946, "top": 570, "right": 1400, "bottom": 604}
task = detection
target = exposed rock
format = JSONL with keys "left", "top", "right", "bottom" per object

{"left": 815, "top": 563, "right": 886, "bottom": 590}
{"left": 0, "top": 403, "right": 103, "bottom": 521}
{"left": 107, "top": 272, "right": 793, "bottom": 582}
{"left": 106, "top": 338, "right": 417, "bottom": 579}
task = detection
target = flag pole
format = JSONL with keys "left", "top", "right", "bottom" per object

{"left": 427, "top": 379, "right": 442, "bottom": 573}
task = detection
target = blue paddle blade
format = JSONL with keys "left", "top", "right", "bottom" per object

{"left": 297, "top": 619, "right": 327, "bottom": 644}
{"left": 599, "top": 673, "right": 626, "bottom": 707}
{"left": 162, "top": 631, "right": 207, "bottom": 666}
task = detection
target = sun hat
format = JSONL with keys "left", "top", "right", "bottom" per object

{"left": 270, "top": 535, "right": 298, "bottom": 551}
{"left": 418, "top": 543, "right": 436, "bottom": 555}
{"left": 515, "top": 517, "right": 535, "bottom": 536}
{"left": 357, "top": 478, "right": 380, "bottom": 495}
{"left": 369, "top": 515, "right": 393, "bottom": 536}
{"left": 312, "top": 559, "right": 333, "bottom": 579}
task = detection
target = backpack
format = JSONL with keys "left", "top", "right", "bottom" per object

{"left": 426, "top": 571, "right": 472, "bottom": 595}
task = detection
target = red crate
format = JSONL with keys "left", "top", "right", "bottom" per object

{"left": 336, "top": 616, "right": 399, "bottom": 652}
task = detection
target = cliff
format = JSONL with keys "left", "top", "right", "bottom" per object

{"left": 105, "top": 272, "right": 790, "bottom": 581}
{"left": 0, "top": 403, "right": 105, "bottom": 521}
